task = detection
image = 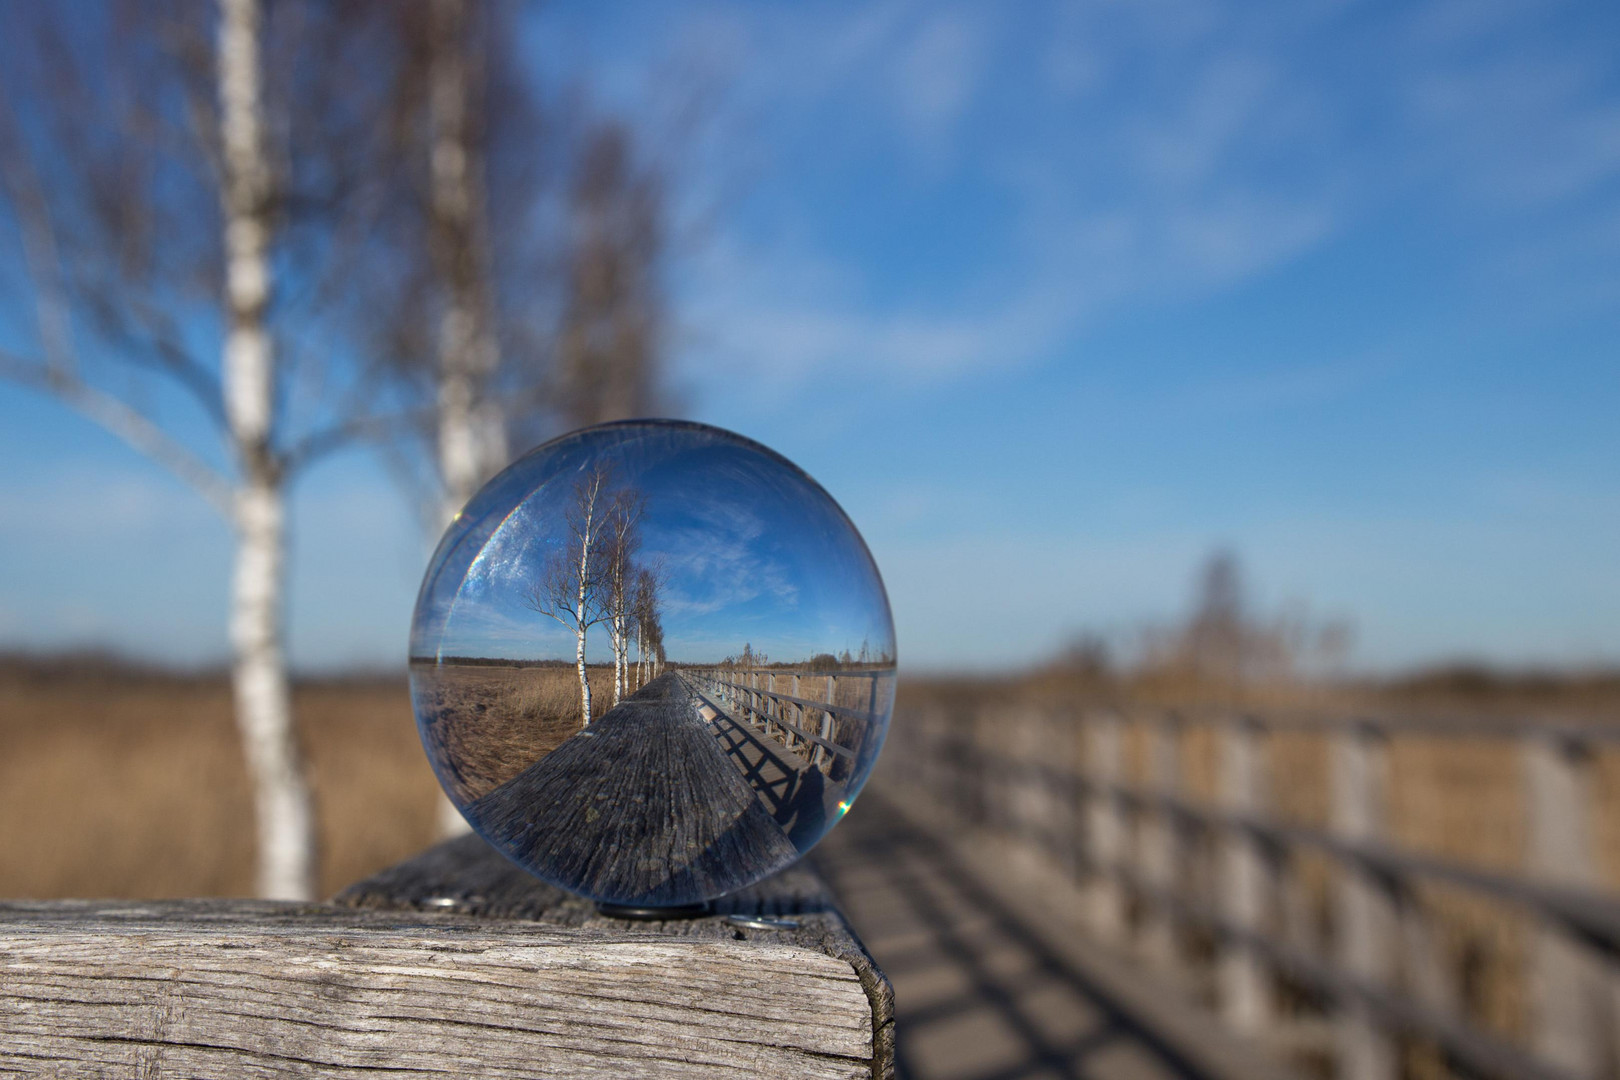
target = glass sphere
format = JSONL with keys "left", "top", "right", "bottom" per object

{"left": 410, "top": 420, "right": 896, "bottom": 907}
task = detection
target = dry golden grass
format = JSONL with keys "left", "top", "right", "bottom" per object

{"left": 0, "top": 660, "right": 656, "bottom": 899}
{"left": 413, "top": 662, "right": 617, "bottom": 803}
{"left": 0, "top": 667, "right": 438, "bottom": 898}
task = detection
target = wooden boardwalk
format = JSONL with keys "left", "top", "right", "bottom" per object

{"left": 464, "top": 673, "right": 799, "bottom": 905}
{"left": 814, "top": 787, "right": 1297, "bottom": 1080}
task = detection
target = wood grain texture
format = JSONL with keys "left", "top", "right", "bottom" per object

{"left": 0, "top": 837, "right": 894, "bottom": 1079}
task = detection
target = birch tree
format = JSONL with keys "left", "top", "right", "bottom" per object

{"left": 216, "top": 0, "right": 310, "bottom": 901}
{"left": 601, "top": 488, "right": 646, "bottom": 705}
{"left": 347, "top": 7, "right": 669, "bottom": 529}
{"left": 330, "top": 4, "right": 677, "bottom": 833}
{"left": 523, "top": 463, "right": 613, "bottom": 725}
{"left": 555, "top": 120, "right": 666, "bottom": 429}
{"left": 0, "top": 1, "right": 393, "bottom": 899}
{"left": 632, "top": 564, "right": 664, "bottom": 691}
{"left": 423, "top": 0, "right": 508, "bottom": 526}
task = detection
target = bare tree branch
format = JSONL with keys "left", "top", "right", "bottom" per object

{"left": 281, "top": 404, "right": 439, "bottom": 473}
{"left": 0, "top": 94, "right": 75, "bottom": 377}
{"left": 0, "top": 349, "right": 235, "bottom": 514}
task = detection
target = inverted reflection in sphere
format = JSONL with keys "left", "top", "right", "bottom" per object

{"left": 410, "top": 420, "right": 896, "bottom": 907}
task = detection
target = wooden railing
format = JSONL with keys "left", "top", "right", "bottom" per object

{"left": 882, "top": 701, "right": 1620, "bottom": 1080}
{"left": 683, "top": 666, "right": 889, "bottom": 778}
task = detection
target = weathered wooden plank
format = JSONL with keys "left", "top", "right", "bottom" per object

{"left": 1, "top": 837, "right": 894, "bottom": 1079}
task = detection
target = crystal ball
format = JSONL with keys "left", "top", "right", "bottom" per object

{"left": 410, "top": 420, "right": 896, "bottom": 907}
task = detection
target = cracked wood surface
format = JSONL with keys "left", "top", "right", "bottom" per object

{"left": 0, "top": 836, "right": 894, "bottom": 1079}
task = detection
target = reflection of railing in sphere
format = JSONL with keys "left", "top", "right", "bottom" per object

{"left": 683, "top": 665, "right": 889, "bottom": 784}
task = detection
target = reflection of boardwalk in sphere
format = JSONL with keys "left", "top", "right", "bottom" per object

{"left": 688, "top": 684, "right": 834, "bottom": 852}
{"left": 464, "top": 673, "right": 800, "bottom": 905}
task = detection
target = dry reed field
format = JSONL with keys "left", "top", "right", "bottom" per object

{"left": 413, "top": 661, "right": 616, "bottom": 804}
{"left": 0, "top": 659, "right": 637, "bottom": 898}
{"left": 0, "top": 662, "right": 436, "bottom": 898}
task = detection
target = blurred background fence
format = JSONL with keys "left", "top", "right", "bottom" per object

{"left": 876, "top": 684, "right": 1620, "bottom": 1080}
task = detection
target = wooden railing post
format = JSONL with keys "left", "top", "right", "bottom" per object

{"left": 1139, "top": 710, "right": 1183, "bottom": 974}
{"left": 1395, "top": 877, "right": 1454, "bottom": 1023}
{"left": 1083, "top": 709, "right": 1127, "bottom": 942}
{"left": 765, "top": 671, "right": 775, "bottom": 739}
{"left": 1332, "top": 719, "right": 1396, "bottom": 1080}
{"left": 1525, "top": 730, "right": 1601, "bottom": 1079}
{"left": 1217, "top": 714, "right": 1273, "bottom": 1035}
{"left": 822, "top": 675, "right": 837, "bottom": 770}
{"left": 1006, "top": 706, "right": 1060, "bottom": 876}
{"left": 888, "top": 697, "right": 1620, "bottom": 1080}
{"left": 1053, "top": 706, "right": 1085, "bottom": 880}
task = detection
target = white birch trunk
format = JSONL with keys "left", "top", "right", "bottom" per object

{"left": 611, "top": 608, "right": 626, "bottom": 705}
{"left": 431, "top": 0, "right": 505, "bottom": 528}
{"left": 218, "top": 0, "right": 315, "bottom": 902}
{"left": 429, "top": 0, "right": 505, "bottom": 838}
{"left": 575, "top": 624, "right": 591, "bottom": 726}
{"left": 575, "top": 527, "right": 593, "bottom": 726}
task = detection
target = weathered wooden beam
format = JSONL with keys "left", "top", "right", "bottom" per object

{"left": 0, "top": 834, "right": 894, "bottom": 1079}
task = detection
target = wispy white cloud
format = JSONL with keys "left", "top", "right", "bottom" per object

{"left": 670, "top": 0, "right": 1616, "bottom": 410}
{"left": 892, "top": 9, "right": 992, "bottom": 156}
{"left": 654, "top": 496, "right": 800, "bottom": 618}
{"left": 672, "top": 3, "right": 1358, "bottom": 401}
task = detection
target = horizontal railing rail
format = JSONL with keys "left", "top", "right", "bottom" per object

{"left": 884, "top": 702, "right": 1620, "bottom": 1080}
{"left": 949, "top": 747, "right": 1620, "bottom": 952}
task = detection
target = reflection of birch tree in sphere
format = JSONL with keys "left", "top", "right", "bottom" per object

{"left": 523, "top": 463, "right": 613, "bottom": 725}
{"left": 410, "top": 420, "right": 898, "bottom": 906}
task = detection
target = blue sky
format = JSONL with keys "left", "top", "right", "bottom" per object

{"left": 0, "top": 0, "right": 1616, "bottom": 673}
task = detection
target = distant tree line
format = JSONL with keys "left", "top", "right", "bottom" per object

{"left": 717, "top": 639, "right": 893, "bottom": 672}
